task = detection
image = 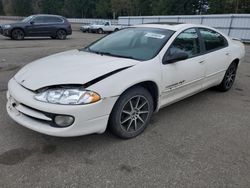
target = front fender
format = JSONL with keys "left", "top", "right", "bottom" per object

{"left": 87, "top": 60, "right": 162, "bottom": 99}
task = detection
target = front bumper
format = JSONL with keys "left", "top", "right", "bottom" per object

{"left": 1, "top": 28, "right": 11, "bottom": 37}
{"left": 6, "top": 78, "right": 118, "bottom": 137}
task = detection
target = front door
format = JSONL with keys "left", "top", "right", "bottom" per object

{"left": 160, "top": 28, "right": 206, "bottom": 107}
{"left": 26, "top": 16, "right": 51, "bottom": 36}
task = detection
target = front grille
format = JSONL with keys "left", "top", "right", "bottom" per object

{"left": 20, "top": 103, "right": 55, "bottom": 120}
{"left": 8, "top": 92, "right": 74, "bottom": 128}
{"left": 8, "top": 94, "right": 54, "bottom": 123}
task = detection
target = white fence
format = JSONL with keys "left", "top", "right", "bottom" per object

{"left": 118, "top": 14, "right": 250, "bottom": 41}
{"left": 68, "top": 18, "right": 118, "bottom": 25}
{"left": 1, "top": 14, "right": 250, "bottom": 41}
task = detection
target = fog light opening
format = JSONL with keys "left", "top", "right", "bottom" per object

{"left": 54, "top": 115, "right": 74, "bottom": 127}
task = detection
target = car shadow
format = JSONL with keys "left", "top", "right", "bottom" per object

{"left": 1, "top": 37, "right": 71, "bottom": 41}
{"left": 0, "top": 87, "right": 229, "bottom": 167}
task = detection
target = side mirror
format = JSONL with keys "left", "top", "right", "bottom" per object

{"left": 30, "top": 21, "right": 34, "bottom": 25}
{"left": 163, "top": 51, "right": 189, "bottom": 64}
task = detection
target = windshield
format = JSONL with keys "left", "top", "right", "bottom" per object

{"left": 86, "top": 27, "right": 174, "bottom": 61}
{"left": 22, "top": 16, "right": 34, "bottom": 23}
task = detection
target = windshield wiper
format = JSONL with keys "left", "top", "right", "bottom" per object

{"left": 96, "top": 51, "right": 141, "bottom": 61}
{"left": 84, "top": 48, "right": 141, "bottom": 61}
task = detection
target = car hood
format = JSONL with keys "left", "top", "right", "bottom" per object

{"left": 14, "top": 50, "right": 138, "bottom": 91}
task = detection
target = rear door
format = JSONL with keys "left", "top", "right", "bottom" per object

{"left": 46, "top": 16, "right": 64, "bottom": 35}
{"left": 198, "top": 28, "right": 231, "bottom": 88}
{"left": 161, "top": 28, "right": 206, "bottom": 106}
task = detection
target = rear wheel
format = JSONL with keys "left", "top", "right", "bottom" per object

{"left": 217, "top": 62, "right": 238, "bottom": 91}
{"left": 56, "top": 29, "right": 67, "bottom": 40}
{"left": 109, "top": 87, "right": 154, "bottom": 139}
{"left": 114, "top": 28, "right": 119, "bottom": 32}
{"left": 11, "top": 29, "right": 24, "bottom": 40}
{"left": 97, "top": 28, "right": 104, "bottom": 34}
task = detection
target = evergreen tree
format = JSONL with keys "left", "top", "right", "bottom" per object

{"left": 0, "top": 0, "right": 249, "bottom": 18}
{"left": 0, "top": 0, "right": 4, "bottom": 15}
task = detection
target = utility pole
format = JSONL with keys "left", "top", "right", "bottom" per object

{"left": 235, "top": 0, "right": 239, "bottom": 13}
{"left": 199, "top": 0, "right": 204, "bottom": 15}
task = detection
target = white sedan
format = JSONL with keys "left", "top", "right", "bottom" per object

{"left": 6, "top": 24, "right": 245, "bottom": 139}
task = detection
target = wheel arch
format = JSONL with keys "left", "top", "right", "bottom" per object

{"left": 232, "top": 58, "right": 240, "bottom": 67}
{"left": 11, "top": 27, "right": 26, "bottom": 35}
{"left": 57, "top": 28, "right": 67, "bottom": 33}
{"left": 118, "top": 81, "right": 160, "bottom": 112}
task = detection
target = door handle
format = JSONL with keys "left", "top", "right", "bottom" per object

{"left": 198, "top": 60, "right": 205, "bottom": 64}
{"left": 226, "top": 53, "right": 230, "bottom": 56}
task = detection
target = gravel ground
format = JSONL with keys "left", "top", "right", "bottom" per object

{"left": 0, "top": 31, "right": 250, "bottom": 188}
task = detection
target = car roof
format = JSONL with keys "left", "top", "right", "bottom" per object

{"left": 134, "top": 23, "right": 209, "bottom": 31}
{"left": 32, "top": 14, "right": 64, "bottom": 18}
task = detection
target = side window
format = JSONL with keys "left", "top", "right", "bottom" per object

{"left": 46, "top": 16, "right": 63, "bottom": 23}
{"left": 168, "top": 28, "right": 200, "bottom": 58}
{"left": 33, "top": 16, "right": 45, "bottom": 24}
{"left": 199, "top": 28, "right": 228, "bottom": 51}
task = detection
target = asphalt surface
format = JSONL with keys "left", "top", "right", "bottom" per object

{"left": 0, "top": 31, "right": 250, "bottom": 188}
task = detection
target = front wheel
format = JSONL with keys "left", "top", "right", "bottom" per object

{"left": 11, "top": 29, "right": 25, "bottom": 40}
{"left": 217, "top": 62, "right": 238, "bottom": 92}
{"left": 109, "top": 87, "right": 154, "bottom": 139}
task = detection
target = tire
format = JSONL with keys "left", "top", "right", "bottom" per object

{"left": 217, "top": 62, "right": 238, "bottom": 92}
{"left": 97, "top": 28, "right": 104, "bottom": 34}
{"left": 11, "top": 29, "right": 25, "bottom": 40}
{"left": 109, "top": 86, "right": 154, "bottom": 139}
{"left": 114, "top": 28, "right": 119, "bottom": 32}
{"left": 56, "top": 29, "right": 67, "bottom": 40}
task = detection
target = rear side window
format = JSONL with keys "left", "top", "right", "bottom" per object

{"left": 33, "top": 16, "right": 45, "bottom": 24}
{"left": 46, "top": 16, "right": 63, "bottom": 23}
{"left": 199, "top": 28, "right": 228, "bottom": 52}
{"left": 168, "top": 28, "right": 201, "bottom": 58}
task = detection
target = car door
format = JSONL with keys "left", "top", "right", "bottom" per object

{"left": 198, "top": 28, "right": 231, "bottom": 89}
{"left": 46, "top": 16, "right": 64, "bottom": 35}
{"left": 160, "top": 28, "right": 206, "bottom": 106}
{"left": 103, "top": 22, "right": 111, "bottom": 32}
{"left": 26, "top": 16, "right": 51, "bottom": 36}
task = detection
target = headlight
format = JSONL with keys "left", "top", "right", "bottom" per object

{"left": 34, "top": 88, "right": 101, "bottom": 105}
{"left": 4, "top": 25, "right": 11, "bottom": 29}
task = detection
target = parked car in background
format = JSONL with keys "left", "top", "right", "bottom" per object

{"left": 89, "top": 20, "right": 123, "bottom": 34}
{"left": 0, "top": 14, "right": 72, "bottom": 40}
{"left": 80, "top": 23, "right": 92, "bottom": 33}
{"left": 6, "top": 24, "right": 245, "bottom": 138}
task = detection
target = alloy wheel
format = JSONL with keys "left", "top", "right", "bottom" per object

{"left": 57, "top": 30, "right": 67, "bottom": 40}
{"left": 120, "top": 95, "right": 150, "bottom": 133}
{"left": 12, "top": 29, "right": 24, "bottom": 40}
{"left": 225, "top": 64, "right": 237, "bottom": 89}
